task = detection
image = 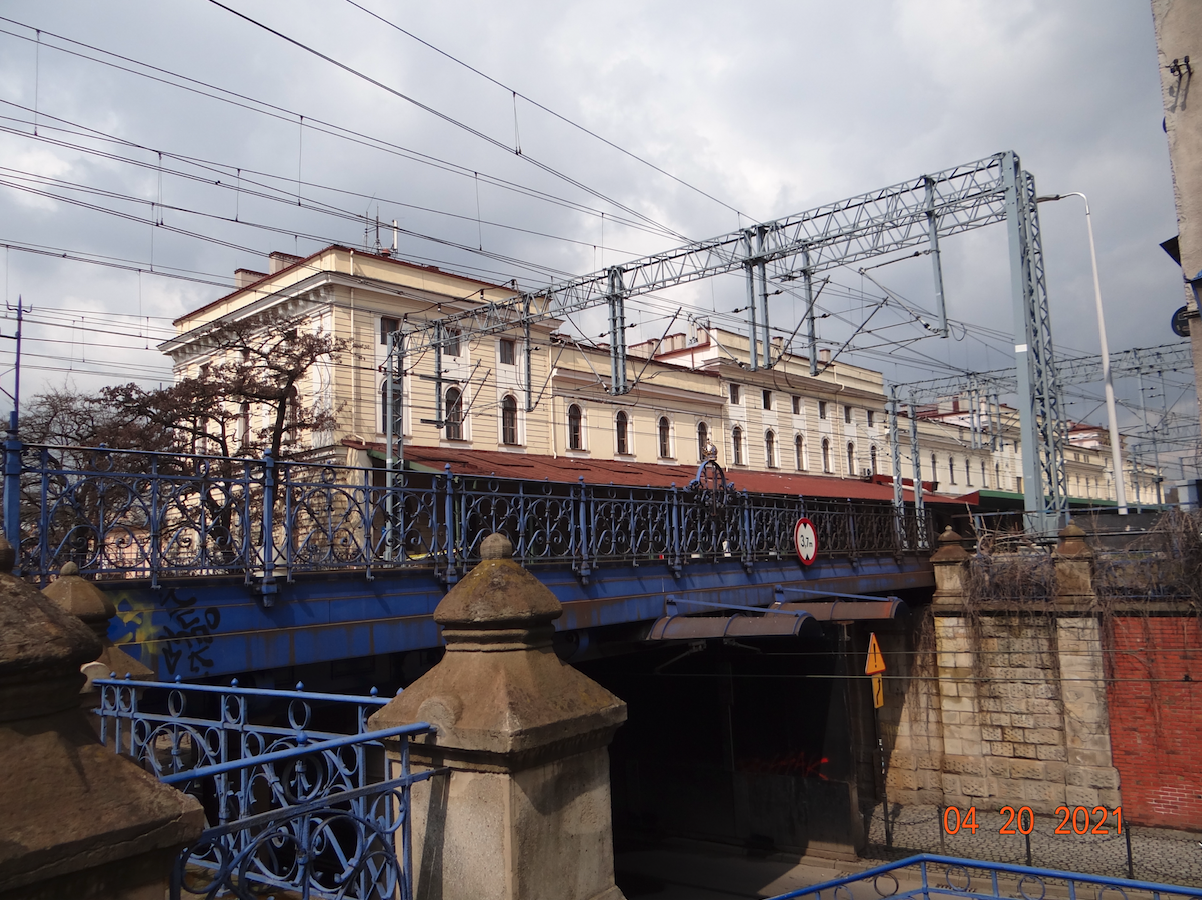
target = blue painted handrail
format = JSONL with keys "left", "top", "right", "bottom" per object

{"left": 97, "top": 676, "right": 437, "bottom": 900}
{"left": 7, "top": 441, "right": 931, "bottom": 583}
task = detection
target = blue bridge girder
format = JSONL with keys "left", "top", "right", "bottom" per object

{"left": 5, "top": 443, "right": 935, "bottom": 679}
{"left": 102, "top": 555, "right": 933, "bottom": 681}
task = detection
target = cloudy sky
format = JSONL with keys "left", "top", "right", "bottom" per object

{"left": 0, "top": 0, "right": 1193, "bottom": 452}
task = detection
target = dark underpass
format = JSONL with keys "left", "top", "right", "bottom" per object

{"left": 575, "top": 597, "right": 922, "bottom": 862}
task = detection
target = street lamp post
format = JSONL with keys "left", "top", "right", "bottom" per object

{"left": 1037, "top": 192, "right": 1128, "bottom": 514}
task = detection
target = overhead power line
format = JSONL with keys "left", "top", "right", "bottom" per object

{"left": 341, "top": 0, "right": 749, "bottom": 223}
{"left": 204, "top": 0, "right": 690, "bottom": 243}
{"left": 0, "top": 19, "right": 682, "bottom": 244}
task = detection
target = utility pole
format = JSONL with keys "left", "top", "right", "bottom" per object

{"left": 2, "top": 298, "right": 27, "bottom": 432}
{"left": 2, "top": 297, "right": 28, "bottom": 554}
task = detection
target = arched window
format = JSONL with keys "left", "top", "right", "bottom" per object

{"left": 445, "top": 387, "right": 464, "bottom": 440}
{"left": 765, "top": 430, "right": 777, "bottom": 468}
{"left": 948, "top": 456, "right": 956, "bottom": 484}
{"left": 732, "top": 426, "right": 744, "bottom": 465}
{"left": 847, "top": 442, "right": 856, "bottom": 475}
{"left": 995, "top": 463, "right": 1001, "bottom": 489}
{"left": 616, "top": 411, "right": 629, "bottom": 455}
{"left": 658, "top": 416, "right": 672, "bottom": 458}
{"left": 567, "top": 403, "right": 583, "bottom": 450}
{"left": 501, "top": 395, "right": 518, "bottom": 445}
{"left": 795, "top": 434, "right": 805, "bottom": 471}
{"left": 697, "top": 422, "right": 708, "bottom": 460}
{"left": 931, "top": 454, "right": 938, "bottom": 480}
{"left": 822, "top": 438, "right": 831, "bottom": 473}
{"left": 966, "top": 458, "right": 972, "bottom": 486}
{"left": 982, "top": 460, "right": 988, "bottom": 488}
{"left": 870, "top": 445, "right": 878, "bottom": 475}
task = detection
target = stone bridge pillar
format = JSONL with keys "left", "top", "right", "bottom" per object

{"left": 0, "top": 538, "right": 203, "bottom": 899}
{"left": 371, "top": 532, "right": 628, "bottom": 900}
{"left": 42, "top": 562, "right": 153, "bottom": 697}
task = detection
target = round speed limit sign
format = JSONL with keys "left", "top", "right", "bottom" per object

{"left": 794, "top": 517, "right": 818, "bottom": 566}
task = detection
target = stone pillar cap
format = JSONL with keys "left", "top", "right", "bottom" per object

{"left": 371, "top": 532, "right": 625, "bottom": 761}
{"left": 434, "top": 532, "right": 561, "bottom": 633}
{"left": 931, "top": 525, "right": 970, "bottom": 562}
{"left": 1057, "top": 518, "right": 1093, "bottom": 558}
{"left": 42, "top": 563, "right": 116, "bottom": 630}
{"left": 0, "top": 537, "right": 102, "bottom": 722}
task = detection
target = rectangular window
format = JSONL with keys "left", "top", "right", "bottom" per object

{"left": 818, "top": 400, "right": 827, "bottom": 420}
{"left": 380, "top": 316, "right": 400, "bottom": 345}
{"left": 499, "top": 339, "right": 515, "bottom": 366}
{"left": 729, "top": 384, "right": 741, "bottom": 404}
{"left": 792, "top": 396, "right": 801, "bottom": 415}
{"left": 444, "top": 327, "right": 461, "bottom": 357}
{"left": 844, "top": 406, "right": 852, "bottom": 424}
{"left": 867, "top": 410, "right": 875, "bottom": 427}
{"left": 762, "top": 390, "right": 772, "bottom": 410}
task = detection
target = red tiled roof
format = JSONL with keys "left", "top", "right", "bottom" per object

{"left": 349, "top": 441, "right": 970, "bottom": 505}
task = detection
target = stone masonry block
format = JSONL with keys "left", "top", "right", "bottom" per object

{"left": 1022, "top": 780, "right": 1066, "bottom": 805}
{"left": 1097, "top": 790, "right": 1121, "bottom": 808}
{"left": 1009, "top": 759, "right": 1045, "bottom": 781}
{"left": 960, "top": 776, "right": 989, "bottom": 797}
{"left": 1069, "top": 766, "right": 1120, "bottom": 790}
{"left": 890, "top": 752, "right": 917, "bottom": 771}
{"left": 1027, "top": 728, "right": 1061, "bottom": 745}
{"left": 887, "top": 769, "right": 921, "bottom": 791}
{"left": 1026, "top": 699, "right": 1060, "bottom": 715}
{"left": 987, "top": 758, "right": 1011, "bottom": 778}
{"left": 942, "top": 774, "right": 961, "bottom": 794}
{"left": 915, "top": 753, "right": 942, "bottom": 771}
{"left": 981, "top": 725, "right": 1002, "bottom": 742}
{"left": 987, "top": 742, "right": 1014, "bottom": 757}
{"left": 1044, "top": 761, "right": 1066, "bottom": 783}
{"left": 942, "top": 696, "right": 976, "bottom": 713}
{"left": 1036, "top": 745, "right": 1067, "bottom": 762}
{"left": 1065, "top": 786, "right": 1100, "bottom": 807}
{"left": 1013, "top": 743, "right": 1040, "bottom": 759}
{"left": 944, "top": 755, "right": 986, "bottom": 777}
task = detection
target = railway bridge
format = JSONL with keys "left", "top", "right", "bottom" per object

{"left": 6, "top": 440, "right": 943, "bottom": 683}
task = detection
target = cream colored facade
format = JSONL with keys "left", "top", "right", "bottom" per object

{"left": 163, "top": 245, "right": 1146, "bottom": 507}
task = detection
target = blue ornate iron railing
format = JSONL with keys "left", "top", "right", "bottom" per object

{"left": 6, "top": 442, "right": 931, "bottom": 584}
{"left": 766, "top": 853, "right": 1202, "bottom": 900}
{"left": 96, "top": 677, "right": 437, "bottom": 900}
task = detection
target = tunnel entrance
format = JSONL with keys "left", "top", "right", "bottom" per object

{"left": 577, "top": 613, "right": 915, "bottom": 861}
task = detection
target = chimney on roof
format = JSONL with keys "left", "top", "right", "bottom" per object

{"left": 269, "top": 251, "right": 303, "bottom": 274}
{"left": 235, "top": 268, "right": 267, "bottom": 289}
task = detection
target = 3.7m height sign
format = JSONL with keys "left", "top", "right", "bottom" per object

{"left": 794, "top": 518, "right": 818, "bottom": 565}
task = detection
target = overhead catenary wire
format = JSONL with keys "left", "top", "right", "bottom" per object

{"left": 0, "top": 21, "right": 682, "bottom": 246}
{"left": 202, "top": 1, "right": 693, "bottom": 243}
{"left": 340, "top": 0, "right": 751, "bottom": 224}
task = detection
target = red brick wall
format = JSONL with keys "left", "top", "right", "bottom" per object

{"left": 1107, "top": 616, "right": 1202, "bottom": 830}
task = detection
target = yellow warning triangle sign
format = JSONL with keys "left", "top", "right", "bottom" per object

{"left": 865, "top": 632, "right": 886, "bottom": 675}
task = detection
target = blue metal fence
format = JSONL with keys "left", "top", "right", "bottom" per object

{"left": 96, "top": 677, "right": 437, "bottom": 900}
{"left": 5, "top": 442, "right": 930, "bottom": 584}
{"left": 767, "top": 854, "right": 1202, "bottom": 900}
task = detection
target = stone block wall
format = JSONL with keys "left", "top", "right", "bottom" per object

{"left": 882, "top": 528, "right": 1122, "bottom": 816}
